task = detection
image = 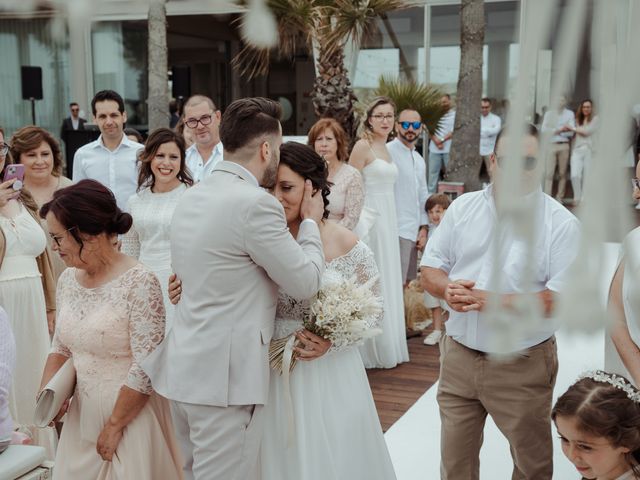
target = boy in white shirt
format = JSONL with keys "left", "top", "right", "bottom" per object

{"left": 421, "top": 193, "right": 451, "bottom": 345}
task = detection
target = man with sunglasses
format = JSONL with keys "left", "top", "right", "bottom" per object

{"left": 183, "top": 95, "right": 224, "bottom": 182}
{"left": 388, "top": 109, "right": 429, "bottom": 290}
{"left": 60, "top": 102, "right": 87, "bottom": 175}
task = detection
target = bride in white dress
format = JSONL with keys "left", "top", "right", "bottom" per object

{"left": 122, "top": 128, "right": 193, "bottom": 331}
{"left": 349, "top": 97, "right": 409, "bottom": 369}
{"left": 260, "top": 142, "right": 396, "bottom": 480}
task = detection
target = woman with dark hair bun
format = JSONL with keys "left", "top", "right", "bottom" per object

{"left": 38, "top": 179, "right": 182, "bottom": 479}
{"left": 260, "top": 142, "right": 397, "bottom": 479}
{"left": 122, "top": 127, "right": 192, "bottom": 330}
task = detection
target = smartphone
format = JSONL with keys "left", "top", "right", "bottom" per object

{"left": 3, "top": 164, "right": 25, "bottom": 200}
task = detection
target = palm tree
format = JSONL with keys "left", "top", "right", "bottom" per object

{"left": 148, "top": 0, "right": 169, "bottom": 130}
{"left": 445, "top": 0, "right": 485, "bottom": 191}
{"left": 234, "top": 0, "right": 408, "bottom": 141}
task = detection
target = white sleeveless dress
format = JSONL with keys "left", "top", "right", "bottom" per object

{"left": 260, "top": 242, "right": 397, "bottom": 480}
{"left": 357, "top": 159, "right": 409, "bottom": 368}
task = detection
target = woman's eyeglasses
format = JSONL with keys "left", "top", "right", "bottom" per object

{"left": 49, "top": 226, "right": 77, "bottom": 247}
{"left": 399, "top": 121, "right": 422, "bottom": 130}
{"left": 371, "top": 114, "right": 394, "bottom": 122}
{"left": 0, "top": 144, "right": 8, "bottom": 156}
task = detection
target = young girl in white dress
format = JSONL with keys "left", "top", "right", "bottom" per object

{"left": 552, "top": 371, "right": 640, "bottom": 479}
{"left": 122, "top": 128, "right": 193, "bottom": 331}
{"left": 261, "top": 141, "right": 396, "bottom": 480}
{"left": 349, "top": 97, "right": 409, "bottom": 369}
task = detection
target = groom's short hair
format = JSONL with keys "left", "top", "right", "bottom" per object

{"left": 220, "top": 97, "right": 282, "bottom": 154}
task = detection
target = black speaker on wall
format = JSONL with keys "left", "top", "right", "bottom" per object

{"left": 21, "top": 66, "right": 43, "bottom": 100}
{"left": 172, "top": 66, "right": 191, "bottom": 99}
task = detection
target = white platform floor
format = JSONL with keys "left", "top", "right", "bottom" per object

{"left": 385, "top": 242, "right": 621, "bottom": 480}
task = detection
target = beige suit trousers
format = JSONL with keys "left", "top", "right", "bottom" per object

{"left": 437, "top": 335, "right": 558, "bottom": 480}
{"left": 170, "top": 401, "right": 265, "bottom": 480}
{"left": 544, "top": 143, "right": 570, "bottom": 200}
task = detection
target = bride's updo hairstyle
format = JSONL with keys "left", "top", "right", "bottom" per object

{"left": 40, "top": 179, "right": 132, "bottom": 256}
{"left": 279, "top": 142, "right": 331, "bottom": 220}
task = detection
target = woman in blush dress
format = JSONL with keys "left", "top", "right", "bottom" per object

{"left": 349, "top": 97, "right": 409, "bottom": 369}
{"left": 307, "top": 118, "right": 364, "bottom": 230}
{"left": 39, "top": 180, "right": 182, "bottom": 479}
{"left": 260, "top": 142, "right": 396, "bottom": 480}
{"left": 121, "top": 128, "right": 193, "bottom": 331}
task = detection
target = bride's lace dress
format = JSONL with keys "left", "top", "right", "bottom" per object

{"left": 260, "top": 241, "right": 397, "bottom": 480}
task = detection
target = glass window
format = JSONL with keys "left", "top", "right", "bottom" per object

{"left": 91, "top": 21, "right": 148, "bottom": 128}
{"left": 352, "top": 6, "right": 425, "bottom": 97}
{"left": 0, "top": 18, "right": 70, "bottom": 139}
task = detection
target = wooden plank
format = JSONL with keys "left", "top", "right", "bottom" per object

{"left": 367, "top": 335, "right": 441, "bottom": 431}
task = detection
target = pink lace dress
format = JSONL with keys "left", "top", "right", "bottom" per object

{"left": 51, "top": 264, "right": 183, "bottom": 480}
{"left": 327, "top": 164, "right": 364, "bottom": 230}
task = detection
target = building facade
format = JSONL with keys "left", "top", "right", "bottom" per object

{"left": 0, "top": 0, "right": 633, "bottom": 140}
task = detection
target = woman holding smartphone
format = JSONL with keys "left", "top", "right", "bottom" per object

{"left": 121, "top": 128, "right": 193, "bottom": 331}
{"left": 0, "top": 126, "right": 56, "bottom": 457}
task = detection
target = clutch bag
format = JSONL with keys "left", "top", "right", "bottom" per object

{"left": 34, "top": 359, "right": 76, "bottom": 427}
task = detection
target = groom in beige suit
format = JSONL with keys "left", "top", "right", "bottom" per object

{"left": 141, "top": 98, "right": 325, "bottom": 480}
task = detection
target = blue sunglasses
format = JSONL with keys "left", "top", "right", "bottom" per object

{"left": 399, "top": 121, "right": 422, "bottom": 130}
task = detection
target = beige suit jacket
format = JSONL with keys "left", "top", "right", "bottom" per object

{"left": 142, "top": 161, "right": 324, "bottom": 407}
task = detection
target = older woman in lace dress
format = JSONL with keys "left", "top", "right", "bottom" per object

{"left": 39, "top": 180, "right": 182, "bottom": 479}
{"left": 308, "top": 118, "right": 364, "bottom": 230}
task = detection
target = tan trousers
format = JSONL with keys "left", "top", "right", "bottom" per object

{"left": 437, "top": 335, "right": 558, "bottom": 480}
{"left": 544, "top": 143, "right": 570, "bottom": 200}
{"left": 170, "top": 401, "right": 265, "bottom": 480}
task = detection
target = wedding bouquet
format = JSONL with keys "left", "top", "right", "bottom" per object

{"left": 270, "top": 272, "right": 383, "bottom": 374}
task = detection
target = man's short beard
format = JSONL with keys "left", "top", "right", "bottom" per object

{"left": 261, "top": 157, "right": 278, "bottom": 189}
{"left": 399, "top": 132, "right": 418, "bottom": 144}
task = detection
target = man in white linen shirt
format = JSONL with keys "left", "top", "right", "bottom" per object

{"left": 72, "top": 90, "right": 142, "bottom": 211}
{"left": 388, "top": 109, "right": 429, "bottom": 287}
{"left": 428, "top": 94, "right": 456, "bottom": 194}
{"left": 541, "top": 95, "right": 575, "bottom": 200}
{"left": 479, "top": 97, "right": 502, "bottom": 178}
{"left": 420, "top": 131, "right": 580, "bottom": 479}
{"left": 183, "top": 95, "right": 223, "bottom": 182}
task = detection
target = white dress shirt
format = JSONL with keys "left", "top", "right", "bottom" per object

{"left": 420, "top": 185, "right": 580, "bottom": 352}
{"left": 186, "top": 142, "right": 224, "bottom": 183}
{"left": 72, "top": 134, "right": 143, "bottom": 211}
{"left": 479, "top": 112, "right": 502, "bottom": 155}
{"left": 429, "top": 110, "right": 456, "bottom": 154}
{"left": 388, "top": 138, "right": 429, "bottom": 241}
{"left": 541, "top": 108, "right": 576, "bottom": 143}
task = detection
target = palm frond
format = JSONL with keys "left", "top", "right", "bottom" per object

{"left": 232, "top": 0, "right": 322, "bottom": 79}
{"left": 330, "top": 0, "right": 411, "bottom": 50}
{"left": 374, "top": 75, "right": 447, "bottom": 133}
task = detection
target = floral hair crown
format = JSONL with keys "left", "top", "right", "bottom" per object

{"left": 579, "top": 370, "right": 640, "bottom": 403}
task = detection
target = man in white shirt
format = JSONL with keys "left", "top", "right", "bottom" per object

{"left": 479, "top": 97, "right": 502, "bottom": 178}
{"left": 72, "top": 90, "right": 142, "bottom": 211}
{"left": 183, "top": 95, "right": 223, "bottom": 182}
{"left": 428, "top": 94, "right": 456, "bottom": 194}
{"left": 541, "top": 95, "right": 575, "bottom": 200}
{"left": 388, "top": 109, "right": 429, "bottom": 287}
{"left": 420, "top": 131, "right": 580, "bottom": 479}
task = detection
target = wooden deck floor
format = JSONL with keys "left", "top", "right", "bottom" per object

{"left": 367, "top": 334, "right": 441, "bottom": 432}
